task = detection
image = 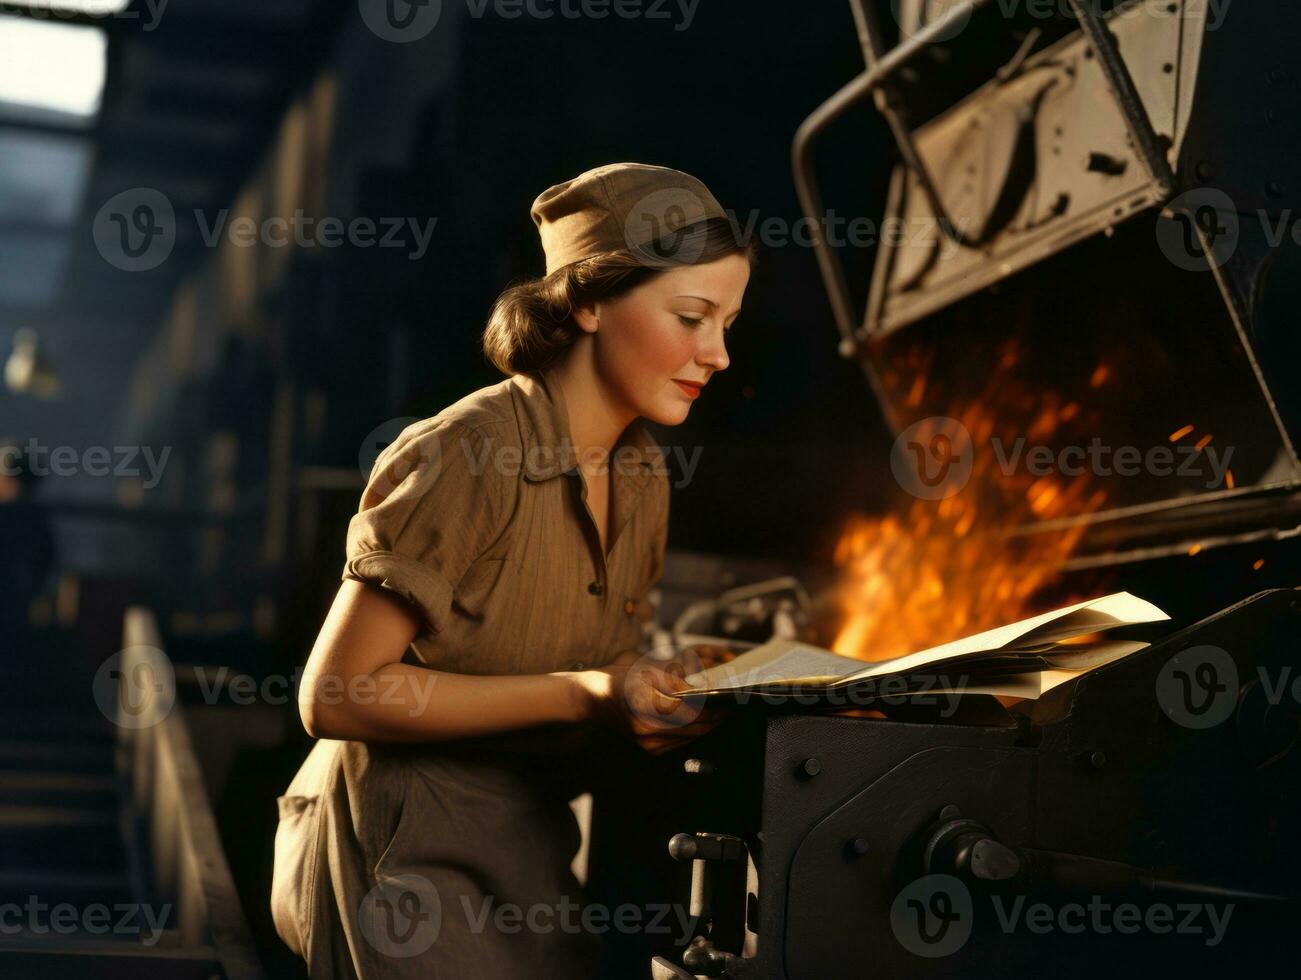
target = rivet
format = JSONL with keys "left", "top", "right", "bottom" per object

{"left": 797, "top": 757, "right": 821, "bottom": 779}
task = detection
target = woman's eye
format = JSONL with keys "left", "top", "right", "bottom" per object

{"left": 677, "top": 314, "right": 704, "bottom": 327}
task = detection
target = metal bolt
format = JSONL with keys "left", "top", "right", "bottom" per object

{"left": 797, "top": 757, "right": 821, "bottom": 779}
{"left": 846, "top": 837, "right": 870, "bottom": 858}
{"left": 1089, "top": 750, "right": 1107, "bottom": 769}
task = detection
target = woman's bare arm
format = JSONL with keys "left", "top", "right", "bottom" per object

{"left": 298, "top": 579, "right": 591, "bottom": 742}
{"left": 298, "top": 579, "right": 720, "bottom": 751}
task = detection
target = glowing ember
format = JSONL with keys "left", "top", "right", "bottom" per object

{"left": 826, "top": 340, "right": 1110, "bottom": 663}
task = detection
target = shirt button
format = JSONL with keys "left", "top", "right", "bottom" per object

{"left": 587, "top": 581, "right": 605, "bottom": 596}
{"left": 623, "top": 599, "right": 637, "bottom": 615}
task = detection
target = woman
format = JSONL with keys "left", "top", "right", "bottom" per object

{"left": 271, "top": 162, "right": 753, "bottom": 978}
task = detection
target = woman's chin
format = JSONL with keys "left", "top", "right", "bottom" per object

{"left": 643, "top": 399, "right": 692, "bottom": 426}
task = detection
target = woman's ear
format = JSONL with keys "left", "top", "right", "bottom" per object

{"left": 572, "top": 301, "right": 601, "bottom": 335}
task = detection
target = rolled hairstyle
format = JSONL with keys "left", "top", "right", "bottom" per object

{"left": 482, "top": 216, "right": 756, "bottom": 377}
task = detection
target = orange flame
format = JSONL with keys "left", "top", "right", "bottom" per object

{"left": 826, "top": 341, "right": 1111, "bottom": 662}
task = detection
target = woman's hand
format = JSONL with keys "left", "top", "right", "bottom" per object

{"left": 566, "top": 652, "right": 726, "bottom": 755}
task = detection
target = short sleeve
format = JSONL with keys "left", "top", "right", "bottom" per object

{"left": 342, "top": 420, "right": 508, "bottom": 635}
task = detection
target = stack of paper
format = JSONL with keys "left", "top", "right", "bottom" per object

{"left": 676, "top": 592, "right": 1170, "bottom": 703}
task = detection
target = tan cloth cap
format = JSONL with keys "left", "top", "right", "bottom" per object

{"left": 530, "top": 162, "right": 730, "bottom": 275}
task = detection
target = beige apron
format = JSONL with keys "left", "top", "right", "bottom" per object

{"left": 271, "top": 367, "right": 669, "bottom": 978}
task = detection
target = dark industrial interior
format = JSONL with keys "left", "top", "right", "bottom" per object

{"left": 1, "top": 0, "right": 1298, "bottom": 977}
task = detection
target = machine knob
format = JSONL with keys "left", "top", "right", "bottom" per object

{"left": 669, "top": 832, "right": 746, "bottom": 863}
{"left": 924, "top": 815, "right": 1023, "bottom": 882}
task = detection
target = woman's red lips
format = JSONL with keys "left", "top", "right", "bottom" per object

{"left": 673, "top": 379, "right": 704, "bottom": 399}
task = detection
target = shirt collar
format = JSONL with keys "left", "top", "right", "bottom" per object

{"left": 509, "top": 364, "right": 664, "bottom": 483}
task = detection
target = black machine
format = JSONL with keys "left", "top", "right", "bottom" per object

{"left": 647, "top": 588, "right": 1300, "bottom": 978}
{"left": 632, "top": 1, "right": 1301, "bottom": 976}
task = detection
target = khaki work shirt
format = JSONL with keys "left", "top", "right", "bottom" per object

{"left": 271, "top": 366, "right": 671, "bottom": 978}
{"left": 344, "top": 364, "right": 669, "bottom": 672}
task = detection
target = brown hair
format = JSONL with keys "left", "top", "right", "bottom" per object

{"left": 482, "top": 216, "right": 756, "bottom": 377}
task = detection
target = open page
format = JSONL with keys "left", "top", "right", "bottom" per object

{"left": 682, "top": 592, "right": 1168, "bottom": 696}
{"left": 922, "top": 640, "right": 1149, "bottom": 699}
{"left": 682, "top": 637, "right": 864, "bottom": 691}
{"left": 832, "top": 592, "right": 1167, "bottom": 687}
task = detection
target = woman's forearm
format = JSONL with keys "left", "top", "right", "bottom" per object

{"left": 299, "top": 662, "right": 589, "bottom": 742}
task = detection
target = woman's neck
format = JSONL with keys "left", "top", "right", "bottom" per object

{"left": 548, "top": 342, "right": 637, "bottom": 477}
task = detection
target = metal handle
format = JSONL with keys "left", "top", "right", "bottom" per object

{"left": 792, "top": 0, "right": 1175, "bottom": 359}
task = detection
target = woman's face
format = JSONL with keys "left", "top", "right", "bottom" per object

{"left": 581, "top": 253, "right": 750, "bottom": 425}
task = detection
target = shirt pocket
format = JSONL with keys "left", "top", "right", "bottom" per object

{"left": 271, "top": 794, "right": 322, "bottom": 957}
{"left": 372, "top": 762, "right": 414, "bottom": 879}
{"left": 450, "top": 556, "right": 509, "bottom": 620}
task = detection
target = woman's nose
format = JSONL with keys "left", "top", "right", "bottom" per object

{"left": 697, "top": 330, "right": 728, "bottom": 372}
